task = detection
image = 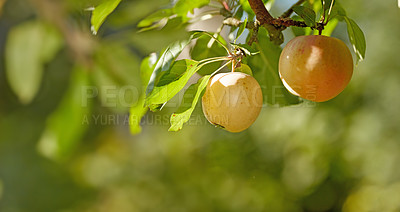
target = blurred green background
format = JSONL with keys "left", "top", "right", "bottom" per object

{"left": 1, "top": 0, "right": 400, "bottom": 211}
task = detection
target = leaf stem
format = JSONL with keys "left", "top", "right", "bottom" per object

{"left": 199, "top": 57, "right": 230, "bottom": 64}
{"left": 211, "top": 61, "right": 232, "bottom": 76}
{"left": 202, "top": 31, "right": 231, "bottom": 54}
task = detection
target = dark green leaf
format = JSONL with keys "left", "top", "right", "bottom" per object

{"left": 146, "top": 59, "right": 200, "bottom": 111}
{"left": 321, "top": 0, "right": 335, "bottom": 14}
{"left": 293, "top": 5, "right": 316, "bottom": 27}
{"left": 37, "top": 66, "right": 90, "bottom": 161}
{"left": 344, "top": 16, "right": 366, "bottom": 63}
{"left": 249, "top": 28, "right": 301, "bottom": 106}
{"left": 5, "top": 21, "right": 62, "bottom": 104}
{"left": 291, "top": 15, "right": 307, "bottom": 36}
{"left": 191, "top": 34, "right": 227, "bottom": 75}
{"left": 91, "top": 0, "right": 122, "bottom": 35}
{"left": 169, "top": 75, "right": 211, "bottom": 131}
{"left": 329, "top": 3, "right": 346, "bottom": 21}
{"left": 191, "top": 34, "right": 227, "bottom": 60}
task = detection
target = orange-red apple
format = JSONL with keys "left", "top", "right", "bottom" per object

{"left": 279, "top": 35, "right": 353, "bottom": 102}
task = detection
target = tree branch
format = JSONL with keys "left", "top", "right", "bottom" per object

{"left": 247, "top": 0, "right": 274, "bottom": 25}
{"left": 245, "top": 0, "right": 324, "bottom": 44}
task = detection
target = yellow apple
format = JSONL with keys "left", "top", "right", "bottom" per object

{"left": 202, "top": 72, "right": 263, "bottom": 132}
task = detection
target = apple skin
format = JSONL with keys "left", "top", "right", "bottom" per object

{"left": 279, "top": 35, "right": 353, "bottom": 102}
{"left": 202, "top": 72, "right": 263, "bottom": 133}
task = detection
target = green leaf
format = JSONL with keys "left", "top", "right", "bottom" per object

{"left": 137, "top": 9, "right": 173, "bottom": 28}
{"left": 140, "top": 53, "right": 158, "bottom": 86}
{"left": 240, "top": 0, "right": 254, "bottom": 14}
{"left": 328, "top": 3, "right": 346, "bottom": 21}
{"left": 130, "top": 95, "right": 148, "bottom": 135}
{"left": 130, "top": 54, "right": 158, "bottom": 135}
{"left": 5, "top": 20, "right": 62, "bottom": 104}
{"left": 291, "top": 15, "right": 307, "bottom": 36}
{"left": 173, "top": 0, "right": 210, "bottom": 18}
{"left": 249, "top": 28, "right": 300, "bottom": 106}
{"left": 90, "top": 0, "right": 122, "bottom": 35}
{"left": 235, "top": 64, "right": 253, "bottom": 76}
{"left": 169, "top": 75, "right": 211, "bottom": 131}
{"left": 37, "top": 66, "right": 91, "bottom": 161}
{"left": 293, "top": 5, "right": 316, "bottom": 27}
{"left": 235, "top": 18, "right": 247, "bottom": 42}
{"left": 146, "top": 32, "right": 202, "bottom": 95}
{"left": 137, "top": 9, "right": 174, "bottom": 31}
{"left": 320, "top": 18, "right": 338, "bottom": 36}
{"left": 191, "top": 34, "right": 227, "bottom": 75}
{"left": 137, "top": 0, "right": 209, "bottom": 31}
{"left": 321, "top": 0, "right": 335, "bottom": 14}
{"left": 146, "top": 59, "right": 200, "bottom": 111}
{"left": 344, "top": 16, "right": 366, "bottom": 63}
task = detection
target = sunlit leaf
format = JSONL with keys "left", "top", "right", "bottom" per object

{"left": 169, "top": 75, "right": 211, "bottom": 131}
{"left": 137, "top": 9, "right": 174, "bottom": 31}
{"left": 137, "top": 9, "right": 173, "bottom": 28}
{"left": 146, "top": 59, "right": 200, "bottom": 111}
{"left": 293, "top": 5, "right": 316, "bottom": 27}
{"left": 344, "top": 16, "right": 366, "bottom": 63}
{"left": 90, "top": 0, "right": 122, "bottom": 35}
{"left": 146, "top": 32, "right": 202, "bottom": 95}
{"left": 5, "top": 20, "right": 62, "bottom": 104}
{"left": 321, "top": 18, "right": 338, "bottom": 36}
{"left": 130, "top": 54, "right": 158, "bottom": 135}
{"left": 130, "top": 95, "right": 149, "bottom": 134}
{"left": 37, "top": 66, "right": 91, "bottom": 161}
{"left": 173, "top": 0, "right": 210, "bottom": 18}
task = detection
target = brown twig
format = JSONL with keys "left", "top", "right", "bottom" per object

{"left": 246, "top": 0, "right": 325, "bottom": 44}
{"left": 247, "top": 0, "right": 274, "bottom": 25}
{"left": 220, "top": 0, "right": 326, "bottom": 44}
